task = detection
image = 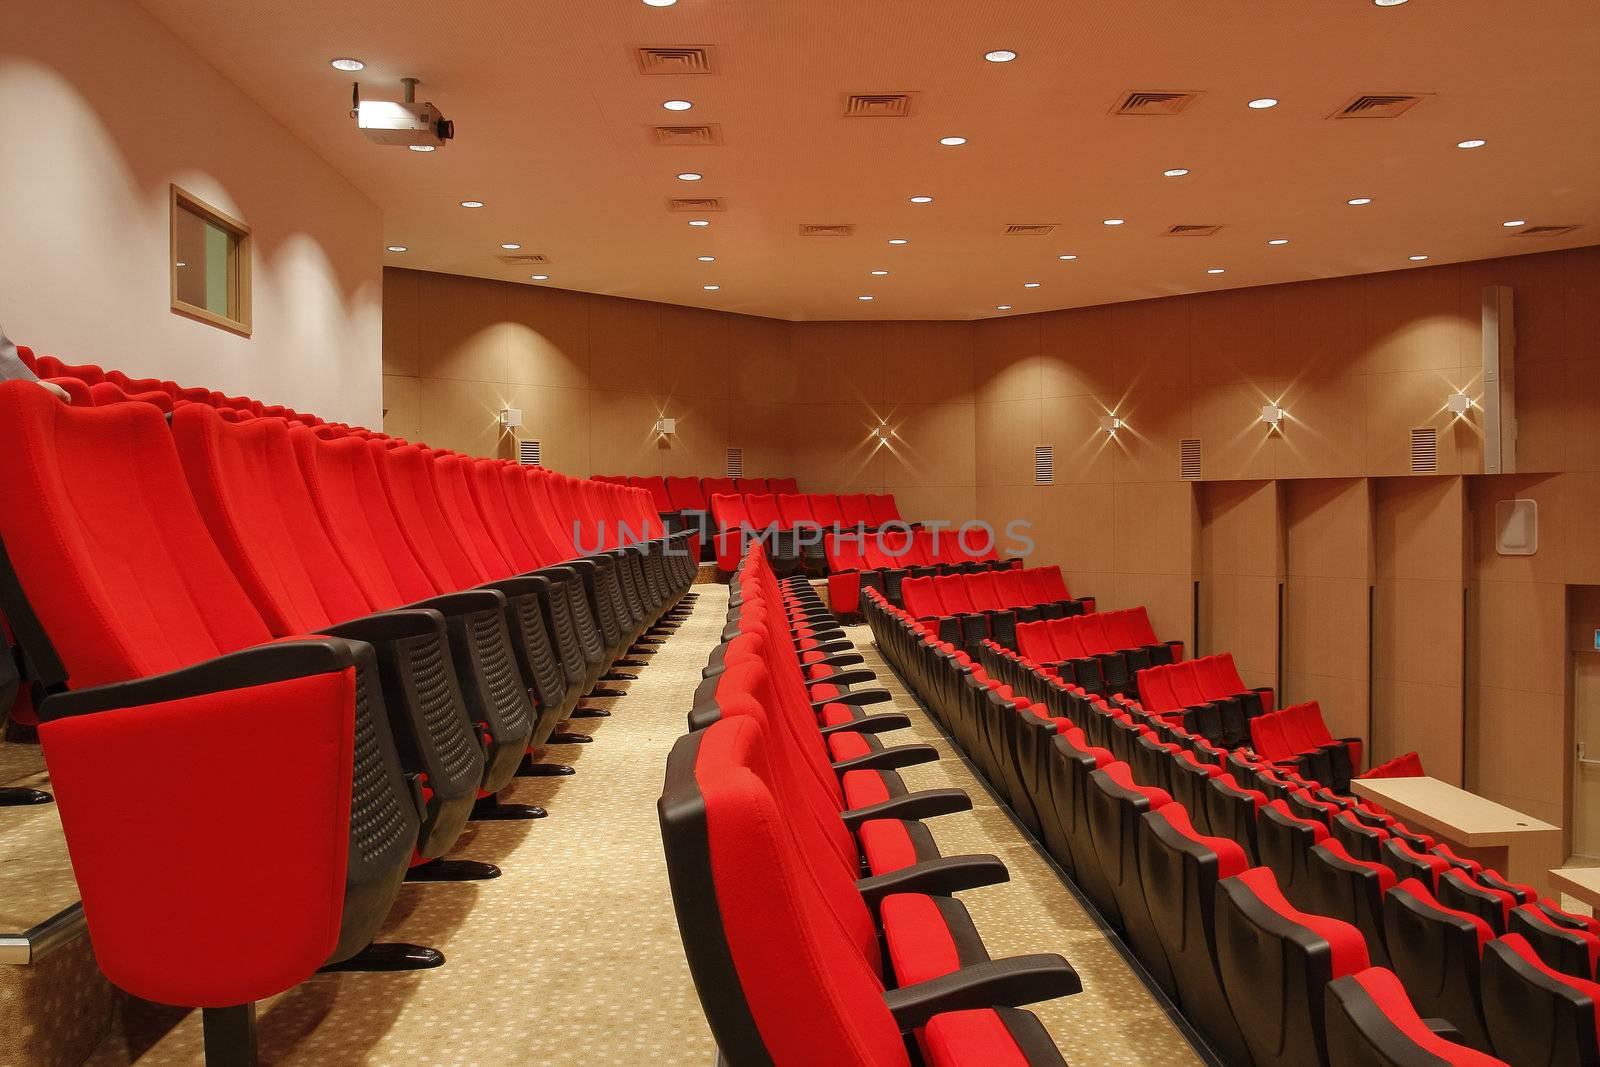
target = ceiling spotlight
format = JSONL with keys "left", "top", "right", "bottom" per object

{"left": 677, "top": 171, "right": 703, "bottom": 181}
{"left": 460, "top": 200, "right": 485, "bottom": 208}
{"left": 1163, "top": 168, "right": 1190, "bottom": 177}
{"left": 409, "top": 145, "right": 437, "bottom": 153}
{"left": 1502, "top": 219, "right": 1525, "bottom": 228}
{"left": 688, "top": 219, "right": 711, "bottom": 227}
{"left": 995, "top": 305, "right": 1013, "bottom": 311}
{"left": 703, "top": 284, "right": 721, "bottom": 291}
{"left": 888, "top": 238, "right": 908, "bottom": 245}
{"left": 175, "top": 261, "right": 187, "bottom": 268}
{"left": 1024, "top": 282, "right": 1041, "bottom": 288}
{"left": 330, "top": 58, "right": 365, "bottom": 72}
{"left": 500, "top": 243, "right": 521, "bottom": 250}
{"left": 1103, "top": 218, "right": 1125, "bottom": 226}
{"left": 1268, "top": 238, "right": 1290, "bottom": 246}
{"left": 939, "top": 136, "right": 968, "bottom": 146}
{"left": 1260, "top": 404, "right": 1287, "bottom": 429}
{"left": 909, "top": 195, "right": 934, "bottom": 204}
{"left": 697, "top": 255, "right": 716, "bottom": 262}
{"left": 870, "top": 269, "right": 890, "bottom": 276}
{"left": 1058, "top": 254, "right": 1078, "bottom": 261}
{"left": 531, "top": 274, "right": 549, "bottom": 281}
{"left": 1247, "top": 97, "right": 1279, "bottom": 109}
{"left": 984, "top": 49, "right": 1018, "bottom": 63}
{"left": 1409, "top": 254, "right": 1430, "bottom": 261}
{"left": 662, "top": 99, "right": 693, "bottom": 111}
{"left": 858, "top": 295, "right": 874, "bottom": 301}
{"left": 1206, "top": 268, "right": 1226, "bottom": 274}
{"left": 1456, "top": 138, "right": 1487, "bottom": 149}
{"left": 643, "top": 0, "right": 678, "bottom": 6}
{"left": 1347, "top": 197, "right": 1372, "bottom": 206}
{"left": 1447, "top": 392, "right": 1473, "bottom": 415}
{"left": 386, "top": 245, "right": 407, "bottom": 253}
{"left": 1374, "top": 0, "right": 1409, "bottom": 6}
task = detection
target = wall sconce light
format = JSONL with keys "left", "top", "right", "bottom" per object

{"left": 655, "top": 417, "right": 677, "bottom": 435}
{"left": 1446, "top": 392, "right": 1472, "bottom": 416}
{"left": 870, "top": 424, "right": 890, "bottom": 443}
{"left": 499, "top": 407, "right": 523, "bottom": 429}
{"left": 1098, "top": 415, "right": 1123, "bottom": 435}
{"left": 1259, "top": 404, "right": 1286, "bottom": 431}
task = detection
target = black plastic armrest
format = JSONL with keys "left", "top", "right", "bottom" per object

{"left": 882, "top": 955, "right": 1082, "bottom": 1031}
{"left": 820, "top": 712, "right": 912, "bottom": 737}
{"left": 321, "top": 608, "right": 445, "bottom": 645}
{"left": 803, "top": 638, "right": 854, "bottom": 655}
{"left": 476, "top": 574, "right": 551, "bottom": 599}
{"left": 833, "top": 743, "right": 939, "bottom": 774}
{"left": 811, "top": 688, "right": 893, "bottom": 713}
{"left": 1423, "top": 1019, "right": 1465, "bottom": 1043}
{"left": 839, "top": 787, "right": 971, "bottom": 830}
{"left": 409, "top": 589, "right": 507, "bottom": 616}
{"left": 40, "top": 637, "right": 363, "bottom": 722}
{"left": 855, "top": 854, "right": 1009, "bottom": 907}
{"left": 810, "top": 668, "right": 877, "bottom": 689}
{"left": 807, "top": 652, "right": 865, "bottom": 669}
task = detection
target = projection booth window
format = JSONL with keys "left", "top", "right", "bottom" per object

{"left": 170, "top": 185, "right": 252, "bottom": 336}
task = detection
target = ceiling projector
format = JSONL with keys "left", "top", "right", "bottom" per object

{"left": 352, "top": 77, "right": 454, "bottom": 148}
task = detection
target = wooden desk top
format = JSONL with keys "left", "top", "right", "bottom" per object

{"left": 1549, "top": 867, "right": 1600, "bottom": 910}
{"left": 1349, "top": 776, "right": 1560, "bottom": 846}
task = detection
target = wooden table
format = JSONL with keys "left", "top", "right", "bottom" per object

{"left": 1350, "top": 775, "right": 1561, "bottom": 891}
{"left": 1548, "top": 867, "right": 1600, "bottom": 912}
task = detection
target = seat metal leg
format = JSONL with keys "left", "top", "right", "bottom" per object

{"left": 319, "top": 942, "right": 446, "bottom": 973}
{"left": 202, "top": 1004, "right": 258, "bottom": 1067}
{"left": 470, "top": 796, "right": 547, "bottom": 820}
{"left": 0, "top": 787, "right": 52, "bottom": 806}
{"left": 405, "top": 857, "right": 504, "bottom": 880}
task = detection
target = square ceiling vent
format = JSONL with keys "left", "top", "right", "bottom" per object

{"left": 1003, "top": 224, "right": 1058, "bottom": 236}
{"left": 497, "top": 252, "right": 551, "bottom": 266}
{"left": 634, "top": 46, "right": 717, "bottom": 75}
{"left": 799, "top": 224, "right": 855, "bottom": 237}
{"left": 1514, "top": 224, "right": 1581, "bottom": 237}
{"left": 1112, "top": 90, "right": 1202, "bottom": 116}
{"left": 667, "top": 197, "right": 725, "bottom": 212}
{"left": 841, "top": 93, "right": 918, "bottom": 117}
{"left": 1331, "top": 93, "right": 1429, "bottom": 118}
{"left": 1165, "top": 224, "right": 1222, "bottom": 237}
{"left": 649, "top": 124, "right": 723, "bottom": 146}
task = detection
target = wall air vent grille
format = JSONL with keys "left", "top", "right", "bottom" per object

{"left": 1004, "top": 224, "right": 1058, "bottom": 236}
{"left": 1113, "top": 91, "right": 1202, "bottom": 116}
{"left": 668, "top": 197, "right": 725, "bottom": 212}
{"left": 726, "top": 448, "right": 744, "bottom": 479}
{"left": 1180, "top": 439, "right": 1202, "bottom": 480}
{"left": 1166, "top": 224, "right": 1222, "bottom": 237}
{"left": 497, "top": 253, "right": 551, "bottom": 266}
{"left": 650, "top": 124, "right": 723, "bottom": 146}
{"left": 634, "top": 46, "right": 716, "bottom": 75}
{"left": 842, "top": 93, "right": 917, "bottom": 117}
{"left": 1332, "top": 93, "right": 1427, "bottom": 118}
{"left": 1410, "top": 428, "right": 1438, "bottom": 473}
{"left": 517, "top": 439, "right": 541, "bottom": 467}
{"left": 799, "top": 224, "right": 855, "bottom": 237}
{"left": 1034, "top": 446, "right": 1054, "bottom": 486}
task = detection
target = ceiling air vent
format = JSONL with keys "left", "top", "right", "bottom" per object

{"left": 841, "top": 93, "right": 917, "bottom": 118}
{"left": 634, "top": 46, "right": 716, "bottom": 75}
{"left": 726, "top": 447, "right": 744, "bottom": 479}
{"left": 649, "top": 124, "right": 723, "bottom": 146}
{"left": 1515, "top": 224, "right": 1580, "bottom": 238}
{"left": 1410, "top": 428, "right": 1438, "bottom": 473}
{"left": 497, "top": 252, "right": 551, "bottom": 266}
{"left": 1166, "top": 224, "right": 1222, "bottom": 237}
{"left": 1180, "top": 439, "right": 1202, "bottom": 481}
{"left": 1034, "top": 446, "right": 1055, "bottom": 486}
{"left": 799, "top": 224, "right": 855, "bottom": 237}
{"left": 668, "top": 197, "right": 725, "bottom": 213}
{"left": 1004, "top": 224, "right": 1058, "bottom": 236}
{"left": 1332, "top": 93, "right": 1428, "bottom": 119}
{"left": 1112, "top": 90, "right": 1202, "bottom": 116}
{"left": 517, "top": 439, "right": 541, "bottom": 467}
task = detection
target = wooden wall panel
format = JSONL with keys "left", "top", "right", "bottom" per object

{"left": 1198, "top": 481, "right": 1281, "bottom": 691}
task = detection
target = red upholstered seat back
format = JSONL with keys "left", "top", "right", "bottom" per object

{"left": 1023, "top": 565, "right": 1070, "bottom": 603}
{"left": 1137, "top": 665, "right": 1181, "bottom": 712}
{"left": 1234, "top": 866, "right": 1371, "bottom": 978}
{"left": 838, "top": 493, "right": 875, "bottom": 527}
{"left": 628, "top": 476, "right": 673, "bottom": 512}
{"left": 823, "top": 531, "right": 867, "bottom": 571}
{"left": 0, "top": 383, "right": 272, "bottom": 687}
{"left": 464, "top": 460, "right": 543, "bottom": 572}
{"left": 371, "top": 442, "right": 489, "bottom": 592}
{"left": 963, "top": 571, "right": 1003, "bottom": 611}
{"left": 931, "top": 574, "right": 976, "bottom": 614}
{"left": 432, "top": 454, "right": 515, "bottom": 579}
{"left": 1076, "top": 613, "right": 1113, "bottom": 655}
{"left": 1193, "top": 655, "right": 1236, "bottom": 701}
{"left": 1102, "top": 610, "right": 1138, "bottom": 652}
{"left": 1167, "top": 661, "right": 1210, "bottom": 706}
{"left": 1152, "top": 802, "right": 1250, "bottom": 879}
{"left": 766, "top": 477, "right": 799, "bottom": 495}
{"left": 777, "top": 494, "right": 817, "bottom": 529}
{"left": 866, "top": 494, "right": 901, "bottom": 527}
{"left": 733, "top": 477, "right": 769, "bottom": 495}
{"left": 1126, "top": 606, "right": 1161, "bottom": 645}
{"left": 807, "top": 494, "right": 844, "bottom": 526}
{"left": 666, "top": 475, "right": 708, "bottom": 511}
{"left": 899, "top": 577, "right": 943, "bottom": 620}
{"left": 1015, "top": 620, "right": 1057, "bottom": 665}
{"left": 702, "top": 477, "right": 737, "bottom": 498}
{"left": 710, "top": 493, "right": 751, "bottom": 532}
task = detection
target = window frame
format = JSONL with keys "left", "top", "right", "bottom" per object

{"left": 169, "top": 184, "right": 253, "bottom": 337}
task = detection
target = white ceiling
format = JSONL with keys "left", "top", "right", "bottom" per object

{"left": 137, "top": 0, "right": 1600, "bottom": 321}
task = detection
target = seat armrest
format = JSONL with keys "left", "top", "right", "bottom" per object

{"left": 832, "top": 743, "right": 939, "bottom": 774}
{"left": 409, "top": 589, "right": 507, "bottom": 616}
{"left": 476, "top": 574, "right": 551, "bottom": 599}
{"left": 41, "top": 637, "right": 364, "bottom": 721}
{"left": 855, "top": 854, "right": 1009, "bottom": 907}
{"left": 810, "top": 668, "right": 877, "bottom": 689}
{"left": 801, "top": 638, "right": 853, "bottom": 655}
{"left": 819, "top": 712, "right": 912, "bottom": 737}
{"left": 1423, "top": 1019, "right": 1466, "bottom": 1044}
{"left": 806, "top": 652, "right": 865, "bottom": 669}
{"left": 840, "top": 787, "right": 971, "bottom": 829}
{"left": 811, "top": 688, "right": 893, "bottom": 713}
{"left": 320, "top": 608, "right": 446, "bottom": 645}
{"left": 882, "top": 955, "right": 1082, "bottom": 1031}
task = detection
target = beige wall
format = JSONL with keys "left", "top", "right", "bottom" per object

{"left": 381, "top": 268, "right": 978, "bottom": 521}
{"left": 1, "top": 0, "right": 384, "bottom": 427}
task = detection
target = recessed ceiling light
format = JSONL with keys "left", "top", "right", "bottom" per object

{"left": 1502, "top": 219, "right": 1525, "bottom": 228}
{"left": 909, "top": 195, "right": 934, "bottom": 204}
{"left": 643, "top": 0, "right": 678, "bottom": 6}
{"left": 386, "top": 245, "right": 408, "bottom": 253}
{"left": 460, "top": 200, "right": 485, "bottom": 208}
{"left": 1247, "top": 97, "right": 1279, "bottom": 109}
{"left": 995, "top": 305, "right": 1013, "bottom": 310}
{"left": 1347, "top": 197, "right": 1372, "bottom": 206}
{"left": 888, "top": 238, "right": 908, "bottom": 245}
{"left": 1102, "top": 218, "right": 1125, "bottom": 226}
{"left": 1409, "top": 254, "right": 1429, "bottom": 261}
{"left": 1374, "top": 0, "right": 1409, "bottom": 6}
{"left": 1024, "top": 282, "right": 1041, "bottom": 288}
{"left": 676, "top": 172, "right": 703, "bottom": 181}
{"left": 531, "top": 274, "right": 549, "bottom": 281}
{"left": 330, "top": 58, "right": 365, "bottom": 72}
{"left": 1456, "top": 138, "right": 1487, "bottom": 149}
{"left": 1206, "top": 268, "right": 1226, "bottom": 274}
{"left": 939, "top": 136, "right": 967, "bottom": 146}
{"left": 662, "top": 99, "right": 693, "bottom": 111}
{"left": 870, "top": 269, "right": 890, "bottom": 276}
{"left": 409, "top": 145, "right": 437, "bottom": 153}
{"left": 500, "top": 243, "right": 521, "bottom": 250}
{"left": 688, "top": 219, "right": 710, "bottom": 227}
{"left": 858, "top": 295, "right": 874, "bottom": 301}
{"left": 1163, "top": 168, "right": 1190, "bottom": 177}
{"left": 697, "top": 255, "right": 716, "bottom": 262}
{"left": 703, "top": 284, "right": 721, "bottom": 291}
{"left": 1268, "top": 238, "right": 1289, "bottom": 246}
{"left": 1058, "top": 254, "right": 1078, "bottom": 261}
{"left": 984, "top": 50, "right": 1018, "bottom": 63}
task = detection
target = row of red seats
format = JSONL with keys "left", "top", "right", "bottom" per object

{"left": 1014, "top": 609, "right": 1183, "bottom": 696}
{"left": 0, "top": 377, "right": 696, "bottom": 1052}
{"left": 1249, "top": 701, "right": 1365, "bottom": 793}
{"left": 900, "top": 567, "right": 1093, "bottom": 650}
{"left": 824, "top": 527, "right": 1011, "bottom": 615}
{"left": 657, "top": 542, "right": 1079, "bottom": 1064}
{"left": 708, "top": 492, "right": 921, "bottom": 576}
{"left": 867, "top": 587, "right": 1595, "bottom": 1066}
{"left": 1134, "top": 653, "right": 1277, "bottom": 751}
{"left": 591, "top": 474, "right": 798, "bottom": 511}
